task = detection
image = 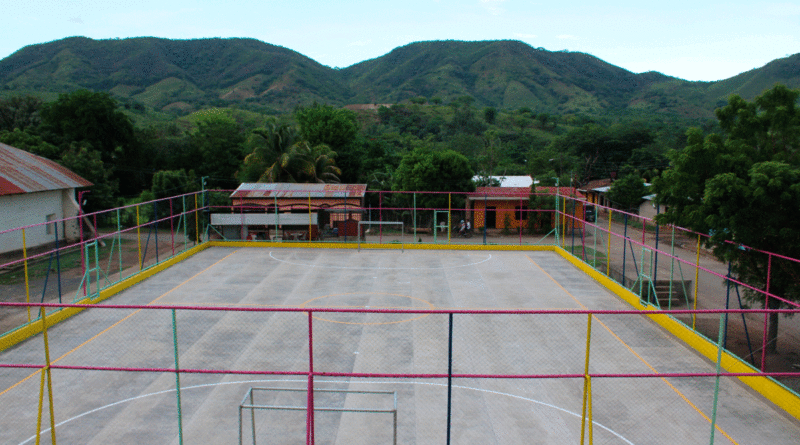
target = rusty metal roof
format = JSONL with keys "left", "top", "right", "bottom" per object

{"left": 0, "top": 143, "right": 92, "bottom": 196}
{"left": 470, "top": 186, "right": 583, "bottom": 198}
{"left": 230, "top": 183, "right": 367, "bottom": 199}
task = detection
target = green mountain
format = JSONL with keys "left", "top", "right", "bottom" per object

{"left": 1, "top": 37, "right": 797, "bottom": 118}
{"left": 0, "top": 37, "right": 352, "bottom": 112}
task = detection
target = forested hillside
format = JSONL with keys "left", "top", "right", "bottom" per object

{"left": 2, "top": 37, "right": 797, "bottom": 119}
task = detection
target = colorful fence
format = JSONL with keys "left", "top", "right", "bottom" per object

{"left": 1, "top": 188, "right": 800, "bottom": 443}
{"left": 2, "top": 301, "right": 799, "bottom": 444}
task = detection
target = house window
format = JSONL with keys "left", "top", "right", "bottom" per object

{"left": 514, "top": 206, "right": 528, "bottom": 221}
{"left": 46, "top": 214, "right": 56, "bottom": 235}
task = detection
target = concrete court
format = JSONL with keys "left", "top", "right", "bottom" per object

{"left": 0, "top": 246, "right": 798, "bottom": 444}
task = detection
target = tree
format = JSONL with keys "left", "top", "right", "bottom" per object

{"left": 606, "top": 173, "right": 647, "bottom": 212}
{"left": 295, "top": 103, "right": 360, "bottom": 181}
{"left": 238, "top": 120, "right": 298, "bottom": 182}
{"left": 483, "top": 107, "right": 497, "bottom": 125}
{"left": 0, "top": 95, "right": 42, "bottom": 132}
{"left": 295, "top": 103, "right": 358, "bottom": 149}
{"left": 654, "top": 85, "right": 800, "bottom": 352}
{"left": 259, "top": 141, "right": 341, "bottom": 184}
{"left": 190, "top": 114, "right": 246, "bottom": 188}
{"left": 39, "top": 90, "right": 143, "bottom": 195}
{"left": 392, "top": 147, "right": 475, "bottom": 210}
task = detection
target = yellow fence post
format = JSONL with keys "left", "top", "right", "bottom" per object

{"left": 35, "top": 308, "right": 57, "bottom": 444}
{"left": 580, "top": 313, "right": 593, "bottom": 444}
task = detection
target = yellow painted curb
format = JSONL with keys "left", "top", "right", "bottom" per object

{"left": 209, "top": 240, "right": 552, "bottom": 252}
{"left": 0, "top": 243, "right": 209, "bottom": 352}
{"left": 553, "top": 246, "right": 800, "bottom": 421}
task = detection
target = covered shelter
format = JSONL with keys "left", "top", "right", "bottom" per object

{"left": 215, "top": 183, "right": 367, "bottom": 241}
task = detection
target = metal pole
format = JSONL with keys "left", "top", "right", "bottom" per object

{"left": 580, "top": 313, "right": 593, "bottom": 444}
{"left": 136, "top": 205, "right": 142, "bottom": 270}
{"left": 448, "top": 193, "right": 451, "bottom": 244}
{"left": 723, "top": 260, "right": 732, "bottom": 350}
{"left": 483, "top": 194, "right": 487, "bottom": 245}
{"left": 117, "top": 208, "right": 123, "bottom": 281}
{"left": 194, "top": 194, "right": 199, "bottom": 245}
{"left": 653, "top": 204, "right": 660, "bottom": 283}
{"left": 307, "top": 311, "right": 315, "bottom": 445}
{"left": 519, "top": 195, "right": 523, "bottom": 245}
{"left": 622, "top": 214, "right": 628, "bottom": 287}
{"left": 447, "top": 312, "right": 454, "bottom": 445}
{"left": 78, "top": 190, "right": 87, "bottom": 296}
{"left": 693, "top": 235, "right": 701, "bottom": 330}
{"left": 761, "top": 254, "right": 773, "bottom": 371}
{"left": 606, "top": 210, "right": 612, "bottom": 277}
{"left": 54, "top": 221, "right": 62, "bottom": 304}
{"left": 709, "top": 314, "right": 726, "bottom": 444}
{"left": 22, "top": 229, "right": 31, "bottom": 322}
{"left": 154, "top": 200, "right": 159, "bottom": 264}
{"left": 170, "top": 199, "right": 175, "bottom": 256}
{"left": 571, "top": 198, "right": 576, "bottom": 254}
{"left": 413, "top": 193, "right": 417, "bottom": 240}
{"left": 171, "top": 309, "right": 184, "bottom": 445}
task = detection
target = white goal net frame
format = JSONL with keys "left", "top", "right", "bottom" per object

{"left": 358, "top": 221, "right": 404, "bottom": 251}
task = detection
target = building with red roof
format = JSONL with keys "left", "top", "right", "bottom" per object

{"left": 0, "top": 143, "right": 92, "bottom": 253}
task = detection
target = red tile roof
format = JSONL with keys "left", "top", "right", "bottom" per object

{"left": 0, "top": 143, "right": 92, "bottom": 196}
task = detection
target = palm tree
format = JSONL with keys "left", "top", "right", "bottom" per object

{"left": 259, "top": 141, "right": 341, "bottom": 184}
{"left": 238, "top": 120, "right": 298, "bottom": 182}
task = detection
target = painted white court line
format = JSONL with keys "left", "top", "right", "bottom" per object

{"left": 20, "top": 378, "right": 635, "bottom": 445}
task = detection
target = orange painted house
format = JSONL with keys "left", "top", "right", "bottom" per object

{"left": 467, "top": 186, "right": 586, "bottom": 231}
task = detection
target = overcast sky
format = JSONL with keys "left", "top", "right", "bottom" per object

{"left": 4, "top": 0, "right": 798, "bottom": 82}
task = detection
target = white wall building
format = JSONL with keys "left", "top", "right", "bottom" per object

{"left": 0, "top": 143, "right": 92, "bottom": 254}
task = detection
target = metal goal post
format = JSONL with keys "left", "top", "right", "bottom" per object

{"left": 238, "top": 387, "right": 397, "bottom": 445}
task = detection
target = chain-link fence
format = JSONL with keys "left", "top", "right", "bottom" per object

{"left": 1, "top": 304, "right": 798, "bottom": 444}
{"left": 2, "top": 189, "right": 800, "bottom": 443}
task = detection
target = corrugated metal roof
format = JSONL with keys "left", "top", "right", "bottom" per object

{"left": 231, "top": 183, "right": 367, "bottom": 199}
{"left": 0, "top": 143, "right": 92, "bottom": 196}
{"left": 471, "top": 186, "right": 582, "bottom": 197}
{"left": 472, "top": 175, "right": 535, "bottom": 187}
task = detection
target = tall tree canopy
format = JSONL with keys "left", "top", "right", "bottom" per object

{"left": 190, "top": 114, "right": 246, "bottom": 188}
{"left": 392, "top": 147, "right": 475, "bottom": 209}
{"left": 39, "top": 89, "right": 144, "bottom": 197}
{"left": 295, "top": 104, "right": 361, "bottom": 182}
{"left": 654, "top": 84, "right": 800, "bottom": 352}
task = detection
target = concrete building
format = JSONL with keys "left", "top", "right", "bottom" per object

{"left": 467, "top": 186, "right": 585, "bottom": 232}
{"left": 0, "top": 143, "right": 92, "bottom": 254}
